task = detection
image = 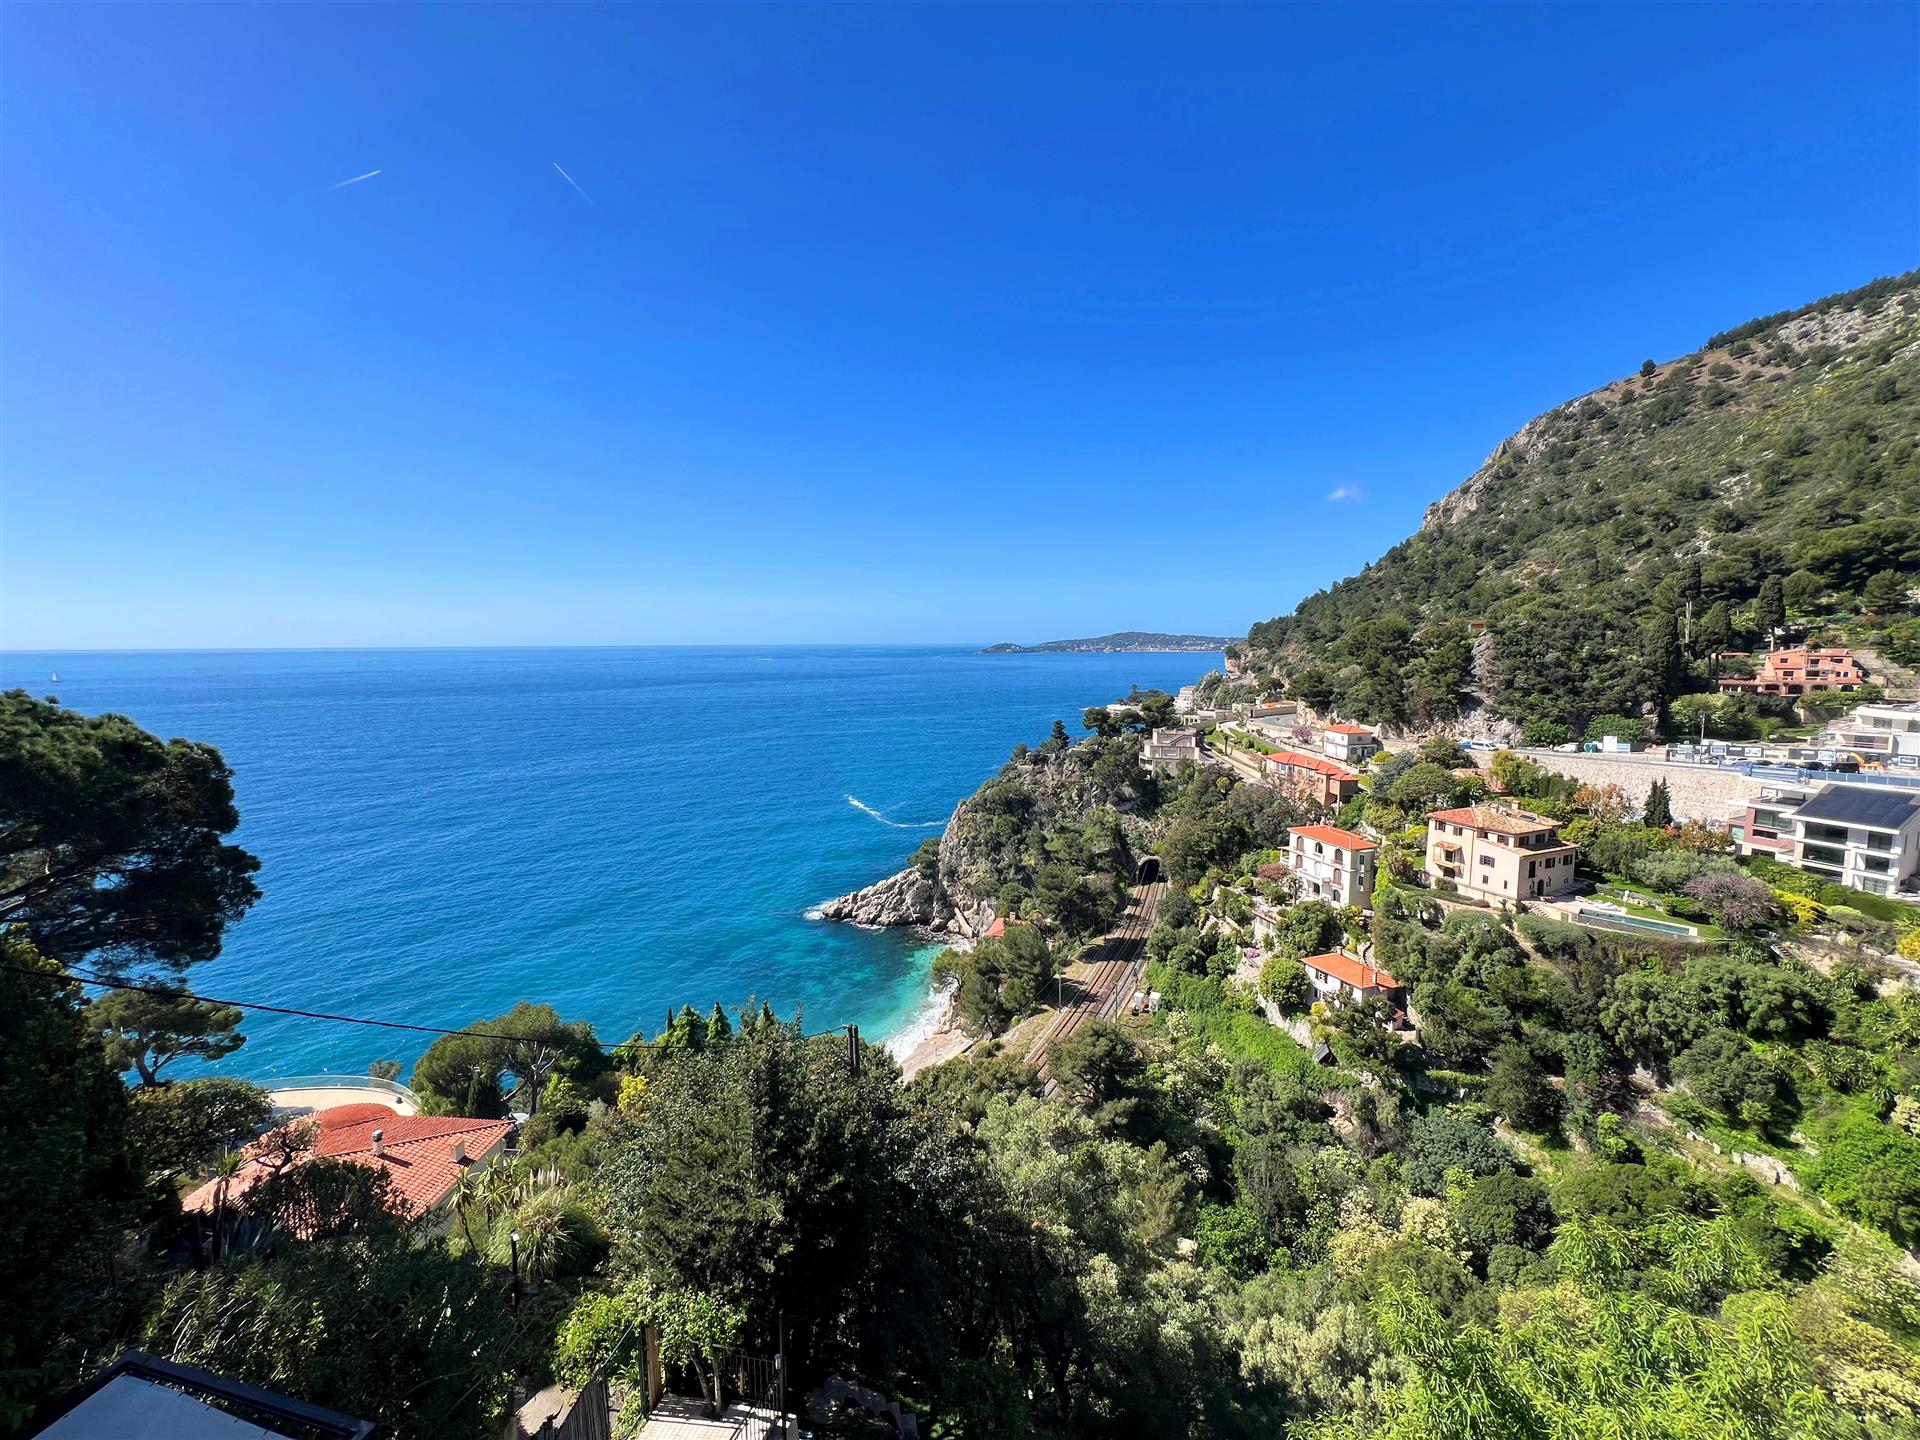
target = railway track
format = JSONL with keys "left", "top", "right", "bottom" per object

{"left": 1026, "top": 878, "right": 1164, "bottom": 1098}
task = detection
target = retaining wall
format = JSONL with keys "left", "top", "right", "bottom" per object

{"left": 1511, "top": 751, "right": 1757, "bottom": 823}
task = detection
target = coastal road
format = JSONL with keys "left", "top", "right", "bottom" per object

{"left": 1026, "top": 878, "right": 1165, "bottom": 1099}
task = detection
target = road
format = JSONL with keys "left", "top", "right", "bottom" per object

{"left": 1024, "top": 878, "right": 1165, "bottom": 1098}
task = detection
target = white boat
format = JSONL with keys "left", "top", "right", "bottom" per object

{"left": 49, "top": 672, "right": 58, "bottom": 684}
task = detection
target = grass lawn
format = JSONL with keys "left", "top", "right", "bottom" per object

{"left": 1591, "top": 877, "right": 1727, "bottom": 939}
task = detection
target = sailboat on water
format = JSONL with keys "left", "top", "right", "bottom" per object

{"left": 49, "top": 672, "right": 59, "bottom": 684}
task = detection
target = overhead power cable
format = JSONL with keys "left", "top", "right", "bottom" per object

{"left": 0, "top": 961, "right": 859, "bottom": 1053}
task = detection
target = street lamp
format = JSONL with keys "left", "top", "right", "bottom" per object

{"left": 510, "top": 1229, "right": 521, "bottom": 1312}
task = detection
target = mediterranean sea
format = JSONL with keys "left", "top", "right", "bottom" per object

{"left": 0, "top": 646, "right": 1216, "bottom": 1080}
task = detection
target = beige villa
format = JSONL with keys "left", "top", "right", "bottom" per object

{"left": 1426, "top": 804, "right": 1578, "bottom": 905}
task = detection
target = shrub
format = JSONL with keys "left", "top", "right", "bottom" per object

{"left": 1676, "top": 1029, "right": 1783, "bottom": 1128}
{"left": 1404, "top": 1111, "right": 1518, "bottom": 1196}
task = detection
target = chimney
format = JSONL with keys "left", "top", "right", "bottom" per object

{"left": 451, "top": 1138, "right": 468, "bottom": 1164}
{"left": 370, "top": 1128, "right": 385, "bottom": 1158}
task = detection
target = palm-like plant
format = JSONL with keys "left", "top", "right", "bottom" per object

{"left": 209, "top": 1148, "right": 247, "bottom": 1264}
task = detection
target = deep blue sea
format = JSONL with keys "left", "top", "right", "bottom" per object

{"left": 0, "top": 647, "right": 1215, "bottom": 1081}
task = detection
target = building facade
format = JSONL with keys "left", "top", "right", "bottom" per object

{"left": 1301, "top": 950, "right": 1400, "bottom": 1005}
{"left": 1141, "top": 726, "right": 1202, "bottom": 770}
{"left": 1426, "top": 805, "right": 1580, "bottom": 904}
{"left": 1717, "top": 646, "right": 1868, "bottom": 697}
{"left": 1320, "top": 723, "right": 1381, "bottom": 766}
{"left": 1777, "top": 785, "right": 1920, "bottom": 895}
{"left": 1285, "top": 824, "right": 1378, "bottom": 907}
{"left": 1821, "top": 702, "right": 1920, "bottom": 762}
{"left": 1730, "top": 783, "right": 1815, "bottom": 860}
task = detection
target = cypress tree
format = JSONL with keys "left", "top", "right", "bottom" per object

{"left": 1644, "top": 780, "right": 1673, "bottom": 828}
{"left": 1754, "top": 576, "right": 1786, "bottom": 642}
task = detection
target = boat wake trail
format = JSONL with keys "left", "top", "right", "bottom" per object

{"left": 846, "top": 795, "right": 943, "bottom": 830}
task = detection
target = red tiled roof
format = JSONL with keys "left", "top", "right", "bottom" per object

{"left": 1264, "top": 749, "right": 1356, "bottom": 780}
{"left": 1302, "top": 951, "right": 1398, "bottom": 991}
{"left": 1290, "top": 824, "right": 1377, "bottom": 851}
{"left": 1325, "top": 723, "right": 1372, "bottom": 735}
{"left": 182, "top": 1107, "right": 515, "bottom": 1221}
{"left": 1428, "top": 805, "right": 1562, "bottom": 837}
{"left": 982, "top": 915, "right": 1030, "bottom": 939}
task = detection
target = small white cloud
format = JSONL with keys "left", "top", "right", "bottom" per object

{"left": 1325, "top": 485, "right": 1362, "bottom": 503}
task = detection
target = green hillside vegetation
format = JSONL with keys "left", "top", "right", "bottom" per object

{"left": 1243, "top": 271, "right": 1920, "bottom": 733}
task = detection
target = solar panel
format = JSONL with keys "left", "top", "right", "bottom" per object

{"left": 1792, "top": 785, "right": 1920, "bottom": 831}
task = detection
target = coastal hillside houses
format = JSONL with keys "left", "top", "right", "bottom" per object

{"left": 1716, "top": 645, "right": 1868, "bottom": 697}
{"left": 1261, "top": 749, "right": 1361, "bottom": 807}
{"left": 1319, "top": 722, "right": 1381, "bottom": 766}
{"left": 1284, "top": 824, "right": 1378, "bottom": 907}
{"left": 1731, "top": 782, "right": 1920, "bottom": 895}
{"left": 182, "top": 1103, "right": 516, "bottom": 1232}
{"left": 1426, "top": 804, "right": 1579, "bottom": 905}
{"left": 1141, "top": 726, "right": 1202, "bottom": 770}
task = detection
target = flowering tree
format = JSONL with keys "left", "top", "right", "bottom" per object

{"left": 1682, "top": 871, "right": 1783, "bottom": 932}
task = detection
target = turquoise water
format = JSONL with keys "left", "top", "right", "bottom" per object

{"left": 0, "top": 646, "right": 1214, "bottom": 1079}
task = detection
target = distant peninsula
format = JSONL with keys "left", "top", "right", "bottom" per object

{"left": 980, "top": 630, "right": 1233, "bottom": 654}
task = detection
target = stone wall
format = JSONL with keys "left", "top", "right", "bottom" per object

{"left": 1510, "top": 751, "right": 1757, "bottom": 823}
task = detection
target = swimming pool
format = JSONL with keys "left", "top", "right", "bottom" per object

{"left": 1573, "top": 907, "right": 1698, "bottom": 938}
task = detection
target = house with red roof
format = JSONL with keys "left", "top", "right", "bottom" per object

{"left": 1260, "top": 749, "right": 1360, "bottom": 807}
{"left": 1284, "top": 824, "right": 1378, "bottom": 907}
{"left": 182, "top": 1103, "right": 515, "bottom": 1232}
{"left": 1300, "top": 950, "right": 1400, "bottom": 1005}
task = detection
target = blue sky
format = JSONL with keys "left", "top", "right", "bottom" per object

{"left": 2, "top": 3, "right": 1915, "bottom": 649}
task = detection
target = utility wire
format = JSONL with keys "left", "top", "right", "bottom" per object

{"left": 0, "top": 960, "right": 860, "bottom": 1053}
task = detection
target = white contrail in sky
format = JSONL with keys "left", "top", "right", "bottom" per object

{"left": 552, "top": 162, "right": 595, "bottom": 205}
{"left": 325, "top": 169, "right": 382, "bottom": 191}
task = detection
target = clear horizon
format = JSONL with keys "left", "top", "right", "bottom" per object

{"left": 3, "top": 3, "right": 1916, "bottom": 650}
{"left": 4, "top": 638, "right": 1232, "bottom": 655}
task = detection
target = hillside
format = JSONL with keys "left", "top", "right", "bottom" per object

{"left": 982, "top": 630, "right": 1234, "bottom": 654}
{"left": 1240, "top": 270, "right": 1920, "bottom": 738}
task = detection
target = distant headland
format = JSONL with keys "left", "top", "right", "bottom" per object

{"left": 980, "top": 630, "right": 1232, "bottom": 655}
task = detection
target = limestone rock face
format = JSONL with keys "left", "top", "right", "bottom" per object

{"left": 817, "top": 867, "right": 951, "bottom": 931}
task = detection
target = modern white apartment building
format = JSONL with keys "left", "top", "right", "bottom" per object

{"left": 1284, "top": 824, "right": 1378, "bottom": 907}
{"left": 1779, "top": 785, "right": 1920, "bottom": 896}
{"left": 1823, "top": 702, "right": 1920, "bottom": 762}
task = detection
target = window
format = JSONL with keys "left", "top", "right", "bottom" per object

{"left": 1479, "top": 855, "right": 1494, "bottom": 868}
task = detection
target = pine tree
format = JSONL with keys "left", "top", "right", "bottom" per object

{"left": 1863, "top": 569, "right": 1910, "bottom": 615}
{"left": 1643, "top": 780, "right": 1673, "bottom": 828}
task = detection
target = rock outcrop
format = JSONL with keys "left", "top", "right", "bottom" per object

{"left": 817, "top": 867, "right": 955, "bottom": 932}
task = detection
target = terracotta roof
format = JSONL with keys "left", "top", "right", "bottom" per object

{"left": 1302, "top": 951, "right": 1398, "bottom": 991}
{"left": 981, "top": 915, "right": 1030, "bottom": 939}
{"left": 1428, "top": 805, "right": 1562, "bottom": 837}
{"left": 182, "top": 1107, "right": 515, "bottom": 1221}
{"left": 1263, "top": 749, "right": 1356, "bottom": 780}
{"left": 1325, "top": 723, "right": 1373, "bottom": 735}
{"left": 1290, "top": 824, "right": 1377, "bottom": 851}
